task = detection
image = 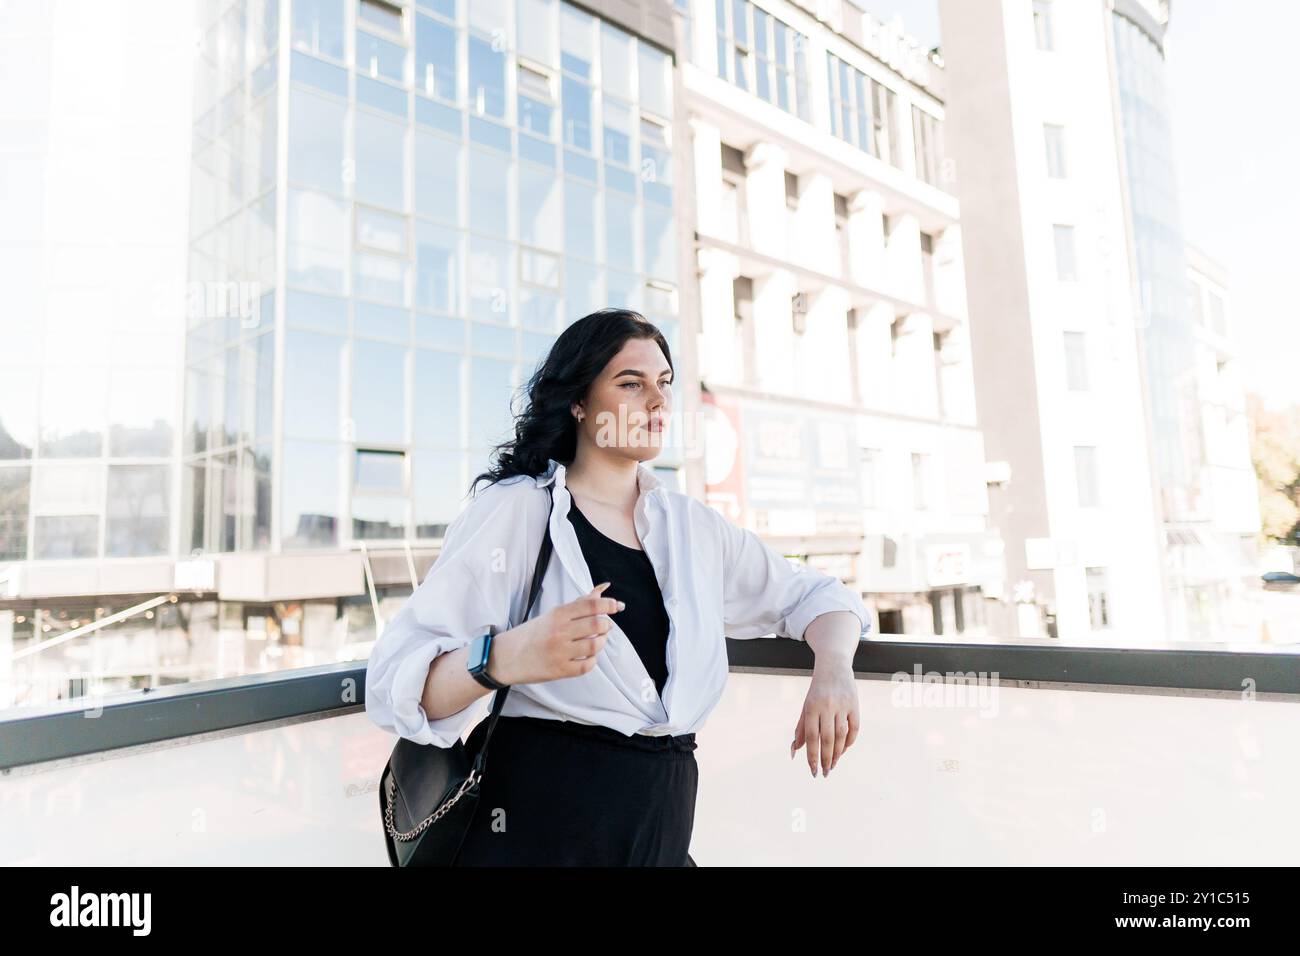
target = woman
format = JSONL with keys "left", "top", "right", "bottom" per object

{"left": 365, "top": 309, "right": 871, "bottom": 866}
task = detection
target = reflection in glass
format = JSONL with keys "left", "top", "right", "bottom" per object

{"left": 468, "top": 235, "right": 513, "bottom": 323}
{"left": 288, "top": 189, "right": 350, "bottom": 292}
{"left": 356, "top": 111, "right": 408, "bottom": 209}
{"left": 468, "top": 34, "right": 506, "bottom": 119}
{"left": 468, "top": 147, "right": 511, "bottom": 237}
{"left": 414, "top": 449, "right": 464, "bottom": 537}
{"left": 106, "top": 465, "right": 170, "bottom": 557}
{"left": 0, "top": 466, "right": 31, "bottom": 561}
{"left": 519, "top": 164, "right": 561, "bottom": 249}
{"left": 284, "top": 330, "right": 345, "bottom": 440}
{"left": 415, "top": 130, "right": 460, "bottom": 223}
{"left": 353, "top": 339, "right": 407, "bottom": 445}
{"left": 34, "top": 516, "right": 98, "bottom": 559}
{"left": 564, "top": 178, "right": 598, "bottom": 261}
{"left": 288, "top": 88, "right": 347, "bottom": 194}
{"left": 467, "top": 356, "right": 515, "bottom": 448}
{"left": 282, "top": 441, "right": 340, "bottom": 548}
{"left": 353, "top": 495, "right": 407, "bottom": 539}
{"left": 39, "top": 368, "right": 107, "bottom": 458}
{"left": 356, "top": 448, "right": 405, "bottom": 490}
{"left": 108, "top": 367, "right": 175, "bottom": 458}
{"left": 412, "top": 349, "right": 461, "bottom": 447}
{"left": 415, "top": 221, "right": 460, "bottom": 312}
{"left": 0, "top": 367, "right": 38, "bottom": 459}
{"left": 416, "top": 13, "right": 457, "bottom": 101}
{"left": 292, "top": 0, "right": 345, "bottom": 60}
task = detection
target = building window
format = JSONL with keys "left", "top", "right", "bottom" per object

{"left": 1053, "top": 224, "right": 1077, "bottom": 281}
{"left": 871, "top": 78, "right": 898, "bottom": 167}
{"left": 718, "top": 1, "right": 808, "bottom": 118}
{"left": 1044, "top": 123, "right": 1066, "bottom": 178}
{"left": 1033, "top": 0, "right": 1054, "bottom": 51}
{"left": 835, "top": 192, "right": 851, "bottom": 278}
{"left": 791, "top": 290, "right": 807, "bottom": 335}
{"left": 1063, "top": 331, "right": 1088, "bottom": 391}
{"left": 913, "top": 106, "right": 943, "bottom": 185}
{"left": 1074, "top": 445, "right": 1100, "bottom": 507}
{"left": 911, "top": 452, "right": 929, "bottom": 510}
{"left": 734, "top": 275, "right": 755, "bottom": 383}
{"left": 1086, "top": 567, "right": 1110, "bottom": 629}
{"left": 861, "top": 447, "right": 880, "bottom": 508}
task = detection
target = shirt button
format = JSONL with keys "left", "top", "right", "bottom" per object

{"left": 667, "top": 597, "right": 678, "bottom": 608}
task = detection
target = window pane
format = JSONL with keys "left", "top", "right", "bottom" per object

{"left": 1064, "top": 331, "right": 1088, "bottom": 390}
{"left": 284, "top": 331, "right": 345, "bottom": 439}
{"left": 468, "top": 235, "right": 514, "bottom": 323}
{"left": 519, "top": 163, "right": 562, "bottom": 249}
{"left": 468, "top": 147, "right": 511, "bottom": 237}
{"left": 413, "top": 349, "right": 461, "bottom": 446}
{"left": 287, "top": 289, "right": 348, "bottom": 332}
{"left": 356, "top": 111, "right": 407, "bottom": 209}
{"left": 1075, "top": 446, "right": 1099, "bottom": 507}
{"left": 605, "top": 190, "right": 637, "bottom": 272}
{"left": 414, "top": 130, "right": 460, "bottom": 223}
{"left": 1054, "top": 223, "right": 1077, "bottom": 280}
{"left": 0, "top": 367, "right": 37, "bottom": 459}
{"left": 354, "top": 251, "right": 408, "bottom": 304}
{"left": 356, "top": 300, "right": 409, "bottom": 338}
{"left": 356, "top": 29, "right": 407, "bottom": 83}
{"left": 293, "top": 0, "right": 345, "bottom": 59}
{"left": 40, "top": 367, "right": 106, "bottom": 457}
{"left": 600, "top": 22, "right": 633, "bottom": 99}
{"left": 0, "top": 466, "right": 30, "bottom": 560}
{"left": 413, "top": 449, "right": 464, "bottom": 537}
{"left": 643, "top": 200, "right": 675, "bottom": 281}
{"left": 518, "top": 0, "right": 557, "bottom": 67}
{"left": 564, "top": 178, "right": 598, "bottom": 261}
{"left": 416, "top": 13, "right": 457, "bottom": 100}
{"left": 353, "top": 339, "right": 407, "bottom": 444}
{"left": 289, "top": 88, "right": 347, "bottom": 194}
{"left": 106, "top": 465, "right": 169, "bottom": 557}
{"left": 357, "top": 205, "right": 407, "bottom": 254}
{"left": 603, "top": 97, "right": 633, "bottom": 167}
{"left": 282, "top": 441, "right": 341, "bottom": 548}
{"left": 360, "top": 0, "right": 404, "bottom": 34}
{"left": 467, "top": 356, "right": 515, "bottom": 448}
{"left": 108, "top": 367, "right": 174, "bottom": 457}
{"left": 562, "top": 74, "right": 592, "bottom": 151}
{"left": 34, "top": 516, "right": 98, "bottom": 559}
{"left": 416, "top": 220, "right": 461, "bottom": 312}
{"left": 560, "top": 4, "right": 594, "bottom": 78}
{"left": 468, "top": 34, "right": 506, "bottom": 119}
{"left": 638, "top": 44, "right": 670, "bottom": 117}
{"left": 288, "top": 189, "right": 350, "bottom": 292}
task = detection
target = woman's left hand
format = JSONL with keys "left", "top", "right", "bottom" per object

{"left": 791, "top": 660, "right": 860, "bottom": 778}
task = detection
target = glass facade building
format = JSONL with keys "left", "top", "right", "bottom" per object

{"left": 185, "top": 0, "right": 682, "bottom": 558}
{"left": 1112, "top": 8, "right": 1198, "bottom": 521}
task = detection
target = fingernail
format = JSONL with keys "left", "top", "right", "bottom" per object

{"left": 617, "top": 600, "right": 626, "bottom": 610}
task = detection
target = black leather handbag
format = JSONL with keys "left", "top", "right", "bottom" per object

{"left": 379, "top": 486, "right": 554, "bottom": 867}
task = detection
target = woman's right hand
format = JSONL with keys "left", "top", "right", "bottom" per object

{"left": 488, "top": 582, "right": 623, "bottom": 686}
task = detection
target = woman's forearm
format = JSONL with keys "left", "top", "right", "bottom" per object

{"left": 804, "top": 610, "right": 862, "bottom": 671}
{"left": 420, "top": 643, "right": 495, "bottom": 721}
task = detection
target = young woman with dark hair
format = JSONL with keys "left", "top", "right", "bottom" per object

{"left": 366, "top": 308, "right": 871, "bottom": 866}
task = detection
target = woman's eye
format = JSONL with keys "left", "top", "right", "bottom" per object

{"left": 620, "top": 382, "right": 640, "bottom": 389}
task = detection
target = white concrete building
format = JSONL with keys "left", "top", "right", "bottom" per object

{"left": 1181, "top": 244, "right": 1262, "bottom": 642}
{"left": 937, "top": 0, "right": 1169, "bottom": 643}
{"left": 676, "top": 0, "right": 1006, "bottom": 637}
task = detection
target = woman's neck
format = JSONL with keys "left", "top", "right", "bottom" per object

{"left": 565, "top": 453, "right": 640, "bottom": 511}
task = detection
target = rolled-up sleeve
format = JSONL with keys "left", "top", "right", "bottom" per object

{"left": 364, "top": 481, "right": 532, "bottom": 747}
{"left": 711, "top": 506, "right": 872, "bottom": 642}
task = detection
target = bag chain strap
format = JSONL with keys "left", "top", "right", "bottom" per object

{"left": 384, "top": 768, "right": 482, "bottom": 842}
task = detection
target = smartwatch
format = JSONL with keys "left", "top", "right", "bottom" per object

{"left": 467, "top": 631, "right": 508, "bottom": 690}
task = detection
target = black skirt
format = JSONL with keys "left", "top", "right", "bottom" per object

{"left": 453, "top": 714, "right": 700, "bottom": 867}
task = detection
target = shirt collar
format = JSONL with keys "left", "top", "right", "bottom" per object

{"left": 537, "top": 458, "right": 666, "bottom": 501}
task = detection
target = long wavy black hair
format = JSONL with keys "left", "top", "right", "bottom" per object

{"left": 468, "top": 308, "right": 673, "bottom": 496}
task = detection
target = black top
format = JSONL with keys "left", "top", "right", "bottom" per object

{"left": 566, "top": 498, "right": 671, "bottom": 700}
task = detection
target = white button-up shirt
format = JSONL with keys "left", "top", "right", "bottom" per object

{"left": 365, "top": 458, "right": 872, "bottom": 746}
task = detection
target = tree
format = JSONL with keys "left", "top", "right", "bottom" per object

{"left": 1247, "top": 393, "right": 1300, "bottom": 544}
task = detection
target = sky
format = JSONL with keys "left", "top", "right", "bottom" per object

{"left": 858, "top": 0, "right": 1299, "bottom": 411}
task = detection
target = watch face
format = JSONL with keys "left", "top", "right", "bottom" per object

{"left": 470, "top": 633, "right": 490, "bottom": 671}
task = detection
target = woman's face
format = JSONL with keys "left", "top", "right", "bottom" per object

{"left": 573, "top": 336, "right": 673, "bottom": 463}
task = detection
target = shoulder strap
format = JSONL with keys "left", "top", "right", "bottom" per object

{"left": 471, "top": 484, "right": 554, "bottom": 773}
